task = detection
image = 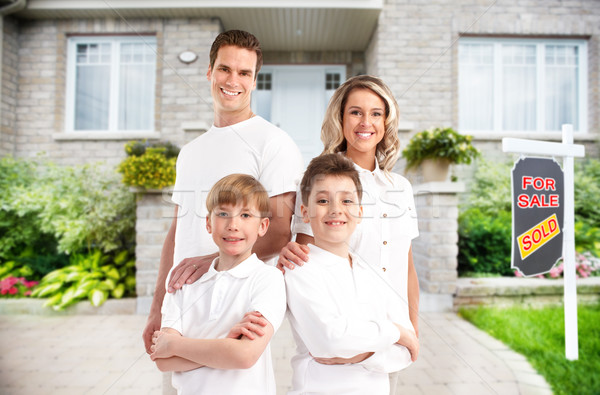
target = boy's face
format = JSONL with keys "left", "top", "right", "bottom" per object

{"left": 206, "top": 45, "right": 257, "bottom": 121}
{"left": 206, "top": 201, "right": 269, "bottom": 262}
{"left": 301, "top": 175, "right": 362, "bottom": 252}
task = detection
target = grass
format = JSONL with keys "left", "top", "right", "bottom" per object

{"left": 459, "top": 304, "right": 600, "bottom": 395}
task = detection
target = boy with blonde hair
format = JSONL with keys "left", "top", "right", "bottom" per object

{"left": 151, "top": 174, "right": 286, "bottom": 395}
{"left": 285, "top": 154, "right": 418, "bottom": 394}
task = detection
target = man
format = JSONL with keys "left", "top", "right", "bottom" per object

{"left": 142, "top": 29, "right": 303, "bottom": 357}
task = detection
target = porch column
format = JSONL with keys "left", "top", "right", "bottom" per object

{"left": 412, "top": 182, "right": 465, "bottom": 311}
{"left": 134, "top": 190, "right": 174, "bottom": 314}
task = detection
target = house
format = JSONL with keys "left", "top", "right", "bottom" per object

{"left": 1, "top": 0, "right": 598, "bottom": 310}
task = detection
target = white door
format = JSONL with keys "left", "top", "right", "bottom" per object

{"left": 252, "top": 65, "right": 345, "bottom": 165}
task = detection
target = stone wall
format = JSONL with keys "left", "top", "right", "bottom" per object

{"left": 135, "top": 190, "right": 175, "bottom": 314}
{"left": 0, "top": 16, "right": 18, "bottom": 156}
{"left": 454, "top": 277, "right": 600, "bottom": 309}
{"left": 10, "top": 17, "right": 219, "bottom": 166}
{"left": 412, "top": 181, "right": 464, "bottom": 311}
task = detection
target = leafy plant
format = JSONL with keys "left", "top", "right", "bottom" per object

{"left": 402, "top": 127, "right": 480, "bottom": 170}
{"left": 31, "top": 250, "right": 136, "bottom": 310}
{"left": 118, "top": 140, "right": 179, "bottom": 189}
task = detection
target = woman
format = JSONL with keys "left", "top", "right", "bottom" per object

{"left": 279, "top": 75, "right": 420, "bottom": 393}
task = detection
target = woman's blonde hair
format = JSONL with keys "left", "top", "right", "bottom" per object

{"left": 321, "top": 75, "right": 401, "bottom": 172}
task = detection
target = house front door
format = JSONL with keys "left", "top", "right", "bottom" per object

{"left": 252, "top": 65, "right": 345, "bottom": 165}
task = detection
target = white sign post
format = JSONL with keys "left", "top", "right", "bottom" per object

{"left": 502, "top": 124, "right": 585, "bottom": 360}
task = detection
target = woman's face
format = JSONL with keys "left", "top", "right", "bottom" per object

{"left": 342, "top": 88, "right": 386, "bottom": 160}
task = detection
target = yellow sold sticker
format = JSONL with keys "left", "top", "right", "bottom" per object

{"left": 517, "top": 213, "right": 561, "bottom": 260}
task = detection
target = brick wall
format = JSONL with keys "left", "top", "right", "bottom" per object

{"left": 1, "top": 16, "right": 18, "bottom": 156}
{"left": 135, "top": 190, "right": 175, "bottom": 314}
{"left": 10, "top": 17, "right": 219, "bottom": 166}
{"left": 412, "top": 182, "right": 464, "bottom": 297}
{"left": 368, "top": 0, "right": 600, "bottom": 153}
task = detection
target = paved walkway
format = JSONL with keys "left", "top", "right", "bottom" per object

{"left": 0, "top": 312, "right": 552, "bottom": 395}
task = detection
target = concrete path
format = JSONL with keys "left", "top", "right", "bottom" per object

{"left": 0, "top": 312, "right": 552, "bottom": 395}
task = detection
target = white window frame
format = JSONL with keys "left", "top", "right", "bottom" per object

{"left": 63, "top": 35, "right": 158, "bottom": 138}
{"left": 459, "top": 37, "right": 588, "bottom": 139}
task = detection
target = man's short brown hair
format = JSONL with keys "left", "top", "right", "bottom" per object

{"left": 206, "top": 174, "right": 270, "bottom": 218}
{"left": 209, "top": 30, "right": 263, "bottom": 77}
{"left": 300, "top": 154, "right": 362, "bottom": 206}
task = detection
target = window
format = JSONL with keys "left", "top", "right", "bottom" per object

{"left": 325, "top": 71, "right": 342, "bottom": 102}
{"left": 459, "top": 38, "right": 587, "bottom": 134}
{"left": 66, "top": 36, "right": 157, "bottom": 133}
{"left": 325, "top": 72, "right": 341, "bottom": 90}
{"left": 254, "top": 72, "right": 272, "bottom": 121}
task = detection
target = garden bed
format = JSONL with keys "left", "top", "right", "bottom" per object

{"left": 455, "top": 276, "right": 600, "bottom": 309}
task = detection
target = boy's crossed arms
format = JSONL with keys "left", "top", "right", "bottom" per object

{"left": 151, "top": 311, "right": 271, "bottom": 371}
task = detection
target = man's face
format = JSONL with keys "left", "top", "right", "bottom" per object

{"left": 207, "top": 45, "right": 257, "bottom": 123}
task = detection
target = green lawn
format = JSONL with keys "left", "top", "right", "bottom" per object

{"left": 459, "top": 304, "right": 600, "bottom": 395}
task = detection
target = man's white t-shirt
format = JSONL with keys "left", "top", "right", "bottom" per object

{"left": 284, "top": 245, "right": 413, "bottom": 395}
{"left": 170, "top": 116, "right": 303, "bottom": 274}
{"left": 161, "top": 253, "right": 286, "bottom": 395}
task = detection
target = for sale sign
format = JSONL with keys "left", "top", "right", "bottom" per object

{"left": 511, "top": 157, "right": 564, "bottom": 276}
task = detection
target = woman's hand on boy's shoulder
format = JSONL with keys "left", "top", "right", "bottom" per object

{"left": 226, "top": 311, "right": 269, "bottom": 340}
{"left": 276, "top": 241, "right": 310, "bottom": 273}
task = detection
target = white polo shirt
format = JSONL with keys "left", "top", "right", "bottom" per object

{"left": 161, "top": 253, "right": 286, "bottom": 395}
{"left": 285, "top": 245, "right": 413, "bottom": 395}
{"left": 293, "top": 158, "right": 419, "bottom": 318}
{"left": 171, "top": 116, "right": 303, "bottom": 276}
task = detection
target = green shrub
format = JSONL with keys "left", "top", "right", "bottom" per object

{"left": 118, "top": 140, "right": 179, "bottom": 189}
{"left": 7, "top": 160, "right": 135, "bottom": 255}
{"left": 574, "top": 221, "right": 600, "bottom": 258}
{"left": 0, "top": 157, "right": 49, "bottom": 262}
{"left": 31, "top": 249, "right": 136, "bottom": 310}
{"left": 464, "top": 159, "right": 512, "bottom": 213}
{"left": 0, "top": 247, "right": 69, "bottom": 282}
{"left": 575, "top": 159, "right": 600, "bottom": 227}
{"left": 458, "top": 208, "right": 513, "bottom": 276}
{"left": 0, "top": 157, "right": 136, "bottom": 284}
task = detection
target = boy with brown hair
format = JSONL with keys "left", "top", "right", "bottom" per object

{"left": 285, "top": 154, "right": 418, "bottom": 394}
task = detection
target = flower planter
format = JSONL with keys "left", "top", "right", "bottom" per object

{"left": 421, "top": 158, "right": 451, "bottom": 182}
